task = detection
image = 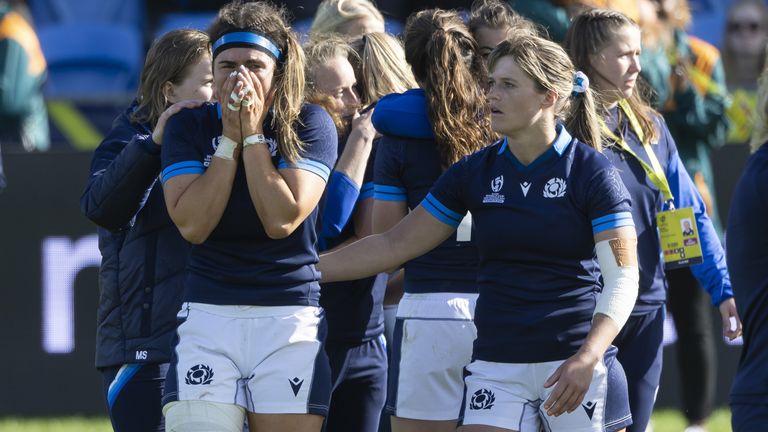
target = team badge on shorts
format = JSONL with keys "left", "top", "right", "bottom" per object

{"left": 185, "top": 364, "right": 214, "bottom": 385}
{"left": 469, "top": 388, "right": 495, "bottom": 410}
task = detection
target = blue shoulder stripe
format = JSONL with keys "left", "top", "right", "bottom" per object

{"left": 359, "top": 182, "right": 375, "bottom": 201}
{"left": 591, "top": 211, "right": 635, "bottom": 234}
{"left": 422, "top": 193, "right": 463, "bottom": 227}
{"left": 161, "top": 161, "right": 205, "bottom": 183}
{"left": 278, "top": 158, "right": 331, "bottom": 182}
{"left": 374, "top": 184, "right": 407, "bottom": 201}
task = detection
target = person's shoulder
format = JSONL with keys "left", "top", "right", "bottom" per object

{"left": 372, "top": 89, "right": 433, "bottom": 140}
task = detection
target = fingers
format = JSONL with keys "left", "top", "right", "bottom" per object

{"left": 543, "top": 365, "right": 560, "bottom": 389}
{"left": 720, "top": 299, "right": 743, "bottom": 340}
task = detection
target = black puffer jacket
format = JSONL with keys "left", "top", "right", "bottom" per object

{"left": 81, "top": 101, "right": 190, "bottom": 368}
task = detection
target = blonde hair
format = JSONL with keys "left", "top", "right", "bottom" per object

{"left": 750, "top": 56, "right": 768, "bottom": 152}
{"left": 564, "top": 8, "right": 659, "bottom": 144}
{"left": 489, "top": 34, "right": 602, "bottom": 150}
{"left": 208, "top": 1, "right": 306, "bottom": 163}
{"left": 304, "top": 36, "right": 358, "bottom": 131}
{"left": 132, "top": 29, "right": 210, "bottom": 128}
{"left": 309, "top": 0, "right": 384, "bottom": 40}
{"left": 349, "top": 32, "right": 416, "bottom": 105}
{"left": 404, "top": 9, "right": 493, "bottom": 166}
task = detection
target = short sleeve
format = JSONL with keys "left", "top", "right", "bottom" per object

{"left": 278, "top": 104, "right": 337, "bottom": 182}
{"left": 587, "top": 161, "right": 634, "bottom": 236}
{"left": 160, "top": 109, "right": 206, "bottom": 184}
{"left": 373, "top": 136, "right": 406, "bottom": 202}
{"left": 420, "top": 160, "right": 468, "bottom": 228}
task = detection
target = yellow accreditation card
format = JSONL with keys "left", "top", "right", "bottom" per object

{"left": 656, "top": 207, "right": 703, "bottom": 269}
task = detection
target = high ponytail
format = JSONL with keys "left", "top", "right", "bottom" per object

{"left": 404, "top": 9, "right": 493, "bottom": 166}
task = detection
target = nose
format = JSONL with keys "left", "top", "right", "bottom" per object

{"left": 630, "top": 54, "right": 642, "bottom": 74}
{"left": 346, "top": 88, "right": 361, "bottom": 109}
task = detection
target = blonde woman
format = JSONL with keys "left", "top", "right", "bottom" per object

{"left": 319, "top": 33, "right": 640, "bottom": 432}
{"left": 309, "top": 0, "right": 385, "bottom": 41}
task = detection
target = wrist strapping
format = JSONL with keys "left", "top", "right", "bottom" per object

{"left": 214, "top": 135, "right": 239, "bottom": 160}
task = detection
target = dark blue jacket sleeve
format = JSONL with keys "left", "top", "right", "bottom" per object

{"left": 80, "top": 115, "right": 163, "bottom": 231}
{"left": 665, "top": 129, "right": 733, "bottom": 305}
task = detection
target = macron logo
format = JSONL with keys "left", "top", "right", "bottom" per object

{"left": 289, "top": 377, "right": 304, "bottom": 396}
{"left": 520, "top": 182, "right": 531, "bottom": 197}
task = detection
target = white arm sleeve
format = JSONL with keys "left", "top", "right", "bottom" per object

{"left": 594, "top": 239, "right": 639, "bottom": 330}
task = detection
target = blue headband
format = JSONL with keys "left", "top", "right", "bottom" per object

{"left": 212, "top": 31, "right": 282, "bottom": 60}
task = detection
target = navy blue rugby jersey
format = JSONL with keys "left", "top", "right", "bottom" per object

{"left": 372, "top": 88, "right": 478, "bottom": 294}
{"left": 727, "top": 143, "right": 768, "bottom": 404}
{"left": 160, "top": 103, "right": 337, "bottom": 306}
{"left": 603, "top": 107, "right": 732, "bottom": 314}
{"left": 319, "top": 138, "right": 386, "bottom": 343}
{"left": 423, "top": 125, "right": 633, "bottom": 363}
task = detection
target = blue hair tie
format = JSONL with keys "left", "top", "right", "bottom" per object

{"left": 212, "top": 31, "right": 282, "bottom": 61}
{"left": 571, "top": 71, "right": 590, "bottom": 98}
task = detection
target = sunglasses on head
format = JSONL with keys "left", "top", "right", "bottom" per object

{"left": 728, "top": 21, "right": 763, "bottom": 33}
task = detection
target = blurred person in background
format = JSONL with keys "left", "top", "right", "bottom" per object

{"left": 727, "top": 62, "right": 768, "bottom": 432}
{"left": 507, "top": 0, "right": 638, "bottom": 43}
{"left": 0, "top": 0, "right": 49, "bottom": 193}
{"left": 468, "top": 0, "right": 539, "bottom": 60}
{"left": 309, "top": 0, "right": 385, "bottom": 42}
{"left": 80, "top": 29, "right": 212, "bottom": 432}
{"left": 304, "top": 33, "right": 415, "bottom": 432}
{"left": 722, "top": 0, "right": 768, "bottom": 145}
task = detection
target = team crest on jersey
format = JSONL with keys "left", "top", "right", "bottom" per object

{"left": 266, "top": 137, "right": 278, "bottom": 156}
{"left": 483, "top": 175, "right": 505, "bottom": 204}
{"left": 543, "top": 177, "right": 566, "bottom": 198}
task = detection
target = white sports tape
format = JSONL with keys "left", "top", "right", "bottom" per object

{"left": 214, "top": 135, "right": 239, "bottom": 160}
{"left": 594, "top": 239, "right": 639, "bottom": 330}
{"left": 164, "top": 400, "right": 245, "bottom": 432}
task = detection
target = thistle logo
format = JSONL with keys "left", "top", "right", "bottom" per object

{"left": 185, "top": 364, "right": 214, "bottom": 385}
{"left": 266, "top": 137, "right": 278, "bottom": 156}
{"left": 469, "top": 388, "right": 495, "bottom": 410}
{"left": 491, "top": 175, "right": 504, "bottom": 193}
{"left": 543, "top": 177, "right": 566, "bottom": 198}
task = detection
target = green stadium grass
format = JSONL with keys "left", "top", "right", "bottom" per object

{"left": 0, "top": 408, "right": 732, "bottom": 431}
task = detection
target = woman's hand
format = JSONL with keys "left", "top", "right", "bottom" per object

{"left": 542, "top": 348, "right": 600, "bottom": 417}
{"left": 238, "top": 65, "right": 274, "bottom": 138}
{"left": 152, "top": 100, "right": 206, "bottom": 145}
{"left": 719, "top": 297, "right": 743, "bottom": 340}
{"left": 220, "top": 70, "right": 244, "bottom": 144}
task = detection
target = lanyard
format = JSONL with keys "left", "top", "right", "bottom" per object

{"left": 601, "top": 100, "right": 675, "bottom": 207}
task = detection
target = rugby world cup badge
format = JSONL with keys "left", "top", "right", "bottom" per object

{"left": 483, "top": 175, "right": 505, "bottom": 204}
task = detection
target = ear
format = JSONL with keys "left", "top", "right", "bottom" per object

{"left": 162, "top": 81, "right": 175, "bottom": 105}
{"left": 541, "top": 89, "right": 558, "bottom": 109}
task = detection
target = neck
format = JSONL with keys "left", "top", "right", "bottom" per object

{"left": 728, "top": 59, "right": 762, "bottom": 87}
{"left": 505, "top": 116, "right": 557, "bottom": 165}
